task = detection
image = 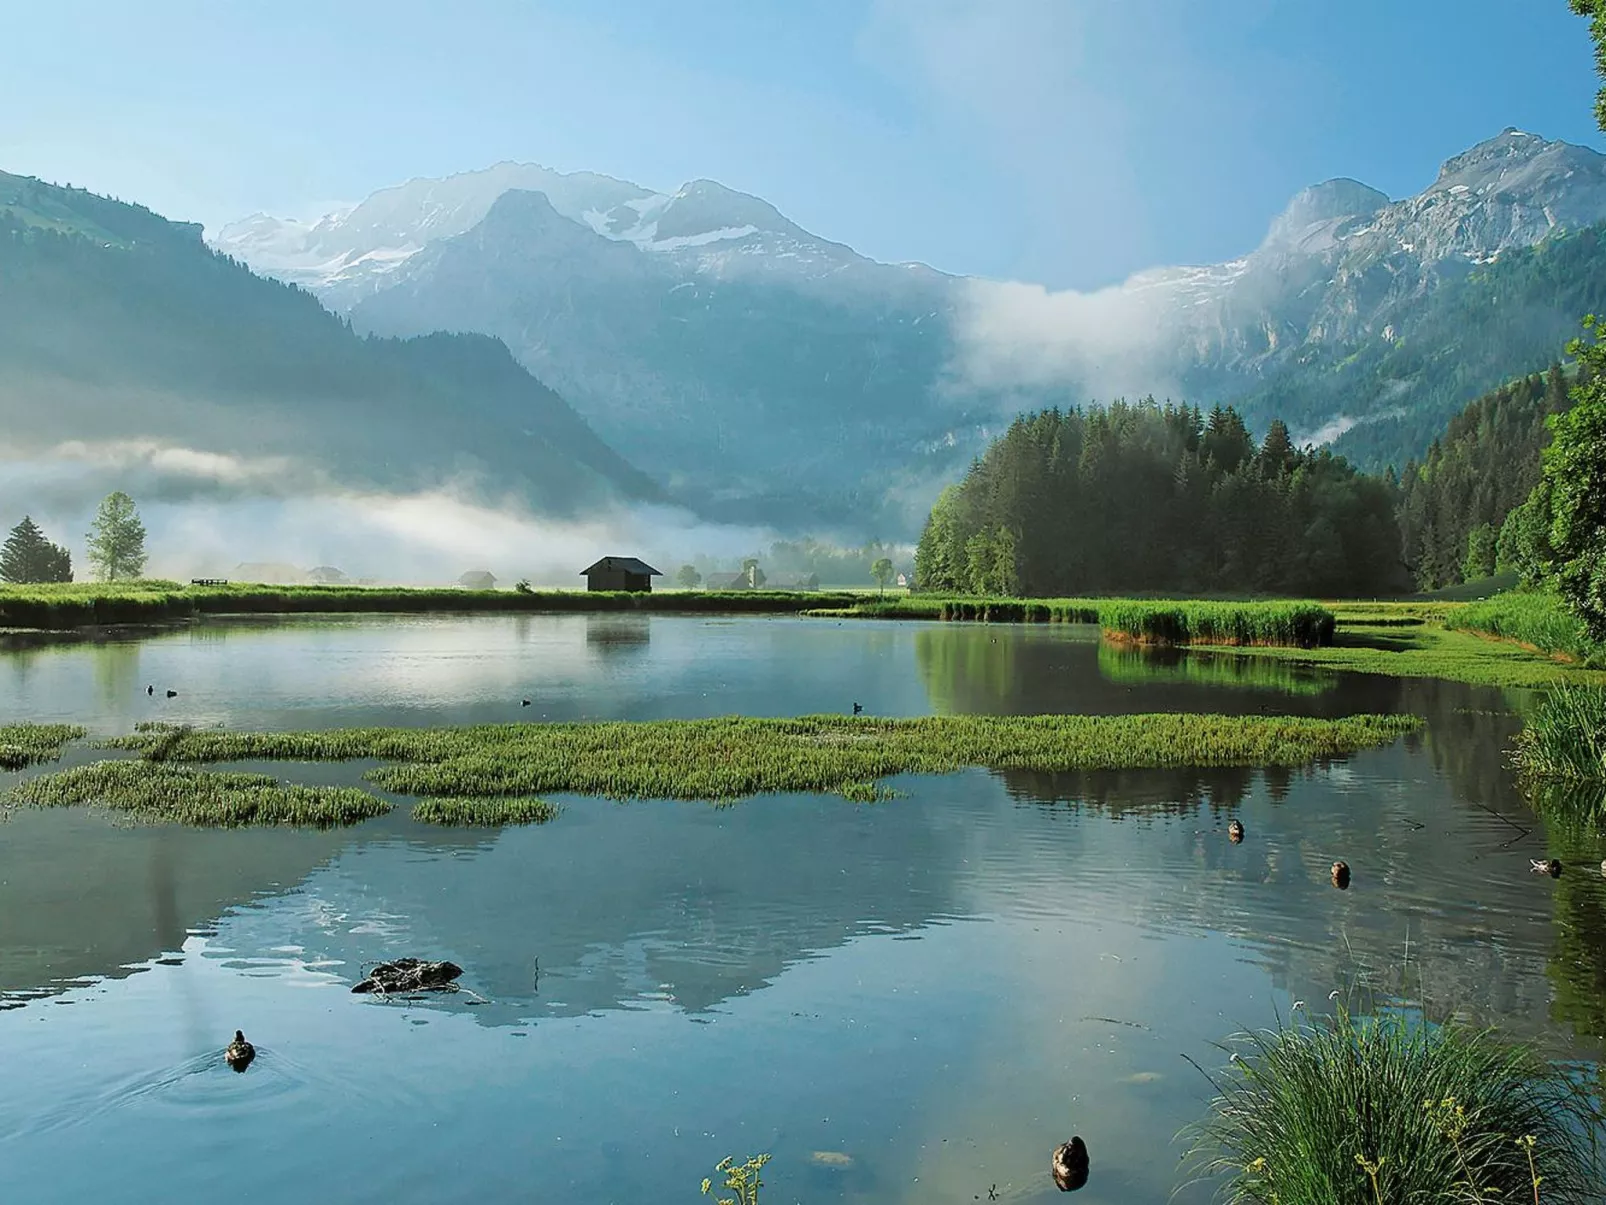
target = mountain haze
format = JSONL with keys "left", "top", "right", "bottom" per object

{"left": 216, "top": 129, "right": 1606, "bottom": 535}
{"left": 0, "top": 170, "right": 658, "bottom": 521}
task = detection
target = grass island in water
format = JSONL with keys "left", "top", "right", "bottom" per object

{"left": 1, "top": 712, "right": 1420, "bottom": 828}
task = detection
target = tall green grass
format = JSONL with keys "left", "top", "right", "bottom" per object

{"left": 1100, "top": 601, "right": 1335, "bottom": 648}
{"left": 1447, "top": 591, "right": 1601, "bottom": 664}
{"left": 1512, "top": 684, "right": 1606, "bottom": 786}
{"left": 1186, "top": 1002, "right": 1604, "bottom": 1203}
{"left": 101, "top": 713, "right": 1419, "bottom": 805}
{"left": 0, "top": 722, "right": 86, "bottom": 770}
{"left": 6, "top": 759, "right": 391, "bottom": 826}
{"left": 0, "top": 580, "right": 866, "bottom": 630}
{"left": 412, "top": 796, "right": 561, "bottom": 826}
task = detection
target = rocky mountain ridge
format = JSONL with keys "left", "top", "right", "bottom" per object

{"left": 213, "top": 129, "right": 1606, "bottom": 532}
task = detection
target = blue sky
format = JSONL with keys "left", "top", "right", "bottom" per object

{"left": 1, "top": 0, "right": 1600, "bottom": 289}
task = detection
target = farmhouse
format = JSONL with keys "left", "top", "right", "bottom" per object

{"left": 582, "top": 557, "right": 662, "bottom": 593}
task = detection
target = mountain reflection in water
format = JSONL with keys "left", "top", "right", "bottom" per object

{"left": 0, "top": 615, "right": 1602, "bottom": 1205}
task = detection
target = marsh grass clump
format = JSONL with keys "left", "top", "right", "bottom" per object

{"left": 100, "top": 712, "right": 1419, "bottom": 805}
{"left": 412, "top": 796, "right": 560, "bottom": 826}
{"left": 1449, "top": 591, "right": 1601, "bottom": 664}
{"left": 6, "top": 759, "right": 390, "bottom": 827}
{"left": 1100, "top": 601, "right": 1336, "bottom": 648}
{"left": 1186, "top": 1003, "right": 1604, "bottom": 1204}
{"left": 1513, "top": 683, "right": 1606, "bottom": 786}
{"left": 702, "top": 1154, "right": 771, "bottom": 1205}
{"left": 0, "top": 722, "right": 86, "bottom": 770}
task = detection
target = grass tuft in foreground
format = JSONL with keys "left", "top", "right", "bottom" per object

{"left": 0, "top": 722, "right": 87, "bottom": 771}
{"left": 5, "top": 759, "right": 391, "bottom": 827}
{"left": 412, "top": 796, "right": 561, "bottom": 826}
{"left": 101, "top": 712, "right": 1420, "bottom": 804}
{"left": 1185, "top": 1002, "right": 1604, "bottom": 1204}
{"left": 1512, "top": 684, "right": 1606, "bottom": 786}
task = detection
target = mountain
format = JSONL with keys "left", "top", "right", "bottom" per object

{"left": 0, "top": 170, "right": 657, "bottom": 514}
{"left": 215, "top": 129, "right": 1606, "bottom": 534}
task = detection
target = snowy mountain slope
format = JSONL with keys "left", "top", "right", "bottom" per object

{"left": 215, "top": 128, "right": 1606, "bottom": 531}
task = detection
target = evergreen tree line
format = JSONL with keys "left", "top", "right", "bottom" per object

{"left": 914, "top": 400, "right": 1404, "bottom": 598}
{"left": 1395, "top": 363, "right": 1579, "bottom": 590}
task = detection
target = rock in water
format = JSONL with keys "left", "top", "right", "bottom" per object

{"left": 1052, "top": 1136, "right": 1088, "bottom": 1191}
{"left": 352, "top": 958, "right": 464, "bottom": 994}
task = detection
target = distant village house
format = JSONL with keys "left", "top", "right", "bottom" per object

{"left": 582, "top": 557, "right": 662, "bottom": 593}
{"left": 458, "top": 570, "right": 497, "bottom": 590}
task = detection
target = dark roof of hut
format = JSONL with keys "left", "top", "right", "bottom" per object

{"left": 581, "top": 557, "right": 663, "bottom": 576}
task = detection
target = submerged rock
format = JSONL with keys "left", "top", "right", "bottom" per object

{"left": 352, "top": 958, "right": 464, "bottom": 994}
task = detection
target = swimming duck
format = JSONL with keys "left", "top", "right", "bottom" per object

{"left": 146, "top": 685, "right": 153, "bottom": 697}
{"left": 1531, "top": 858, "right": 1563, "bottom": 878}
{"left": 224, "top": 1030, "right": 255, "bottom": 1071}
{"left": 1227, "top": 819, "right": 1245, "bottom": 844}
{"left": 853, "top": 702, "right": 864, "bottom": 715}
{"left": 1600, "top": 859, "right": 1606, "bottom": 877}
{"left": 165, "top": 689, "right": 178, "bottom": 699}
{"left": 1051, "top": 1136, "right": 1089, "bottom": 1191}
{"left": 1331, "top": 861, "right": 1351, "bottom": 890}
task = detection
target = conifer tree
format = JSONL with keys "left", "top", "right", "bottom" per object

{"left": 0, "top": 516, "right": 73, "bottom": 584}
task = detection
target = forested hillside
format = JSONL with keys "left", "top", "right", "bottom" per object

{"left": 1396, "top": 364, "right": 1577, "bottom": 590}
{"left": 914, "top": 402, "right": 1404, "bottom": 598}
{"left": 0, "top": 172, "right": 658, "bottom": 512}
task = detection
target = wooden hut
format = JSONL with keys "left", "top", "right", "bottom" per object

{"left": 582, "top": 557, "right": 662, "bottom": 593}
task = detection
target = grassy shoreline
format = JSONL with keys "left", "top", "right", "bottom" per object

{"left": 0, "top": 712, "right": 1422, "bottom": 827}
{"left": 0, "top": 580, "right": 870, "bottom": 630}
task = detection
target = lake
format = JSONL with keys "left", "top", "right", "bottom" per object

{"left": 1, "top": 614, "right": 1603, "bottom": 1204}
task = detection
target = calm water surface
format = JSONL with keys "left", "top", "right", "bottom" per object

{"left": 1, "top": 615, "right": 1604, "bottom": 1205}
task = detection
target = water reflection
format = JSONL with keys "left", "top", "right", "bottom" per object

{"left": 0, "top": 616, "right": 1603, "bottom": 1205}
{"left": 584, "top": 614, "right": 651, "bottom": 656}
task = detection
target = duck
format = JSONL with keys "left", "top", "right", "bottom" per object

{"left": 1600, "top": 859, "right": 1606, "bottom": 878}
{"left": 1051, "top": 1136, "right": 1089, "bottom": 1191}
{"left": 521, "top": 699, "right": 531, "bottom": 707}
{"left": 1331, "top": 861, "right": 1351, "bottom": 890}
{"left": 1531, "top": 858, "right": 1563, "bottom": 878}
{"left": 224, "top": 1030, "right": 255, "bottom": 1071}
{"left": 146, "top": 685, "right": 153, "bottom": 697}
{"left": 165, "top": 689, "right": 178, "bottom": 699}
{"left": 1227, "top": 819, "right": 1245, "bottom": 844}
{"left": 852, "top": 702, "right": 864, "bottom": 715}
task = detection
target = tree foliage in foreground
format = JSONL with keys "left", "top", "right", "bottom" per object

{"left": 1515, "top": 317, "right": 1606, "bottom": 640}
{"left": 915, "top": 400, "right": 1405, "bottom": 598}
{"left": 0, "top": 516, "right": 72, "bottom": 584}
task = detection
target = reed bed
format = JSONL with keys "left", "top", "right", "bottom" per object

{"left": 1512, "top": 684, "right": 1606, "bottom": 786}
{"left": 1100, "top": 601, "right": 1335, "bottom": 648}
{"left": 412, "top": 796, "right": 561, "bottom": 826}
{"left": 1185, "top": 1002, "right": 1604, "bottom": 1204}
{"left": 1096, "top": 645, "right": 1337, "bottom": 696}
{"left": 6, "top": 760, "right": 391, "bottom": 827}
{"left": 1447, "top": 591, "right": 1601, "bottom": 664}
{"left": 827, "top": 596, "right": 1336, "bottom": 646}
{"left": 0, "top": 581, "right": 865, "bottom": 630}
{"left": 0, "top": 722, "right": 86, "bottom": 770}
{"left": 102, "top": 713, "right": 1419, "bottom": 804}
